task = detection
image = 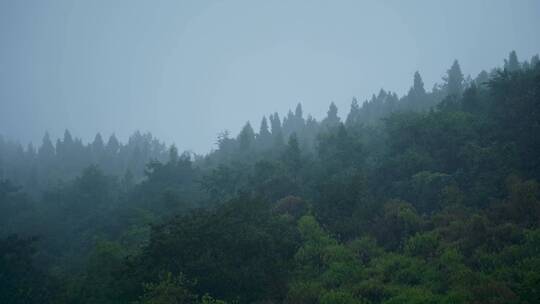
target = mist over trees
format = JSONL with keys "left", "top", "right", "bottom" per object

{"left": 1, "top": 51, "right": 540, "bottom": 303}
{"left": 0, "top": 131, "right": 169, "bottom": 195}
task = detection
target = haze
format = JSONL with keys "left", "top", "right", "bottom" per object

{"left": 1, "top": 0, "right": 539, "bottom": 153}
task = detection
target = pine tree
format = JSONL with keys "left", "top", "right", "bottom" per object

{"left": 216, "top": 130, "right": 236, "bottom": 159}
{"left": 295, "top": 103, "right": 303, "bottom": 119}
{"left": 257, "top": 116, "right": 272, "bottom": 149}
{"left": 270, "top": 113, "right": 284, "bottom": 148}
{"left": 238, "top": 122, "right": 255, "bottom": 151}
{"left": 530, "top": 54, "right": 539, "bottom": 67}
{"left": 461, "top": 84, "right": 480, "bottom": 113}
{"left": 345, "top": 97, "right": 361, "bottom": 127}
{"left": 106, "top": 134, "right": 120, "bottom": 156}
{"left": 55, "top": 129, "right": 73, "bottom": 160}
{"left": 475, "top": 70, "right": 489, "bottom": 87}
{"left": 283, "top": 133, "right": 301, "bottom": 177}
{"left": 413, "top": 71, "right": 426, "bottom": 95}
{"left": 322, "top": 102, "right": 340, "bottom": 128}
{"left": 444, "top": 60, "right": 464, "bottom": 97}
{"left": 92, "top": 133, "right": 105, "bottom": 157}
{"left": 26, "top": 143, "right": 36, "bottom": 160}
{"left": 38, "top": 132, "right": 55, "bottom": 160}
{"left": 504, "top": 50, "right": 520, "bottom": 72}
{"left": 168, "top": 145, "right": 179, "bottom": 164}
{"left": 282, "top": 110, "right": 295, "bottom": 136}
{"left": 291, "top": 103, "right": 306, "bottom": 135}
{"left": 407, "top": 71, "right": 426, "bottom": 109}
{"left": 63, "top": 129, "right": 73, "bottom": 145}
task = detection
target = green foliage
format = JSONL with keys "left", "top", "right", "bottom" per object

{"left": 138, "top": 198, "right": 299, "bottom": 303}
{"left": 404, "top": 232, "right": 439, "bottom": 259}
{"left": 320, "top": 290, "right": 367, "bottom": 304}
{"left": 135, "top": 272, "right": 198, "bottom": 304}
{"left": 372, "top": 200, "right": 422, "bottom": 250}
{"left": 2, "top": 52, "right": 540, "bottom": 304}
{"left": 0, "top": 235, "right": 54, "bottom": 304}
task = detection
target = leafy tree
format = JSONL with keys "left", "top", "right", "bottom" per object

{"left": 0, "top": 235, "right": 54, "bottom": 304}
{"left": 138, "top": 198, "right": 299, "bottom": 303}
{"left": 135, "top": 272, "right": 198, "bottom": 304}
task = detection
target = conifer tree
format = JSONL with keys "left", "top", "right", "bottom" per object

{"left": 269, "top": 113, "right": 284, "bottom": 148}
{"left": 168, "top": 145, "right": 179, "bottom": 164}
{"left": 413, "top": 71, "right": 425, "bottom": 95}
{"left": 282, "top": 110, "right": 295, "bottom": 136}
{"left": 92, "top": 133, "right": 105, "bottom": 157}
{"left": 444, "top": 60, "right": 464, "bottom": 97}
{"left": 322, "top": 102, "right": 340, "bottom": 128}
{"left": 257, "top": 116, "right": 271, "bottom": 149}
{"left": 406, "top": 71, "right": 427, "bottom": 110}
{"left": 106, "top": 134, "right": 120, "bottom": 156}
{"left": 504, "top": 50, "right": 520, "bottom": 72}
{"left": 238, "top": 122, "right": 255, "bottom": 151}
{"left": 38, "top": 132, "right": 55, "bottom": 160}
{"left": 530, "top": 54, "right": 539, "bottom": 67}
{"left": 295, "top": 103, "right": 303, "bottom": 119}
{"left": 475, "top": 70, "right": 489, "bottom": 87}
{"left": 345, "top": 97, "right": 361, "bottom": 127}
{"left": 283, "top": 133, "right": 301, "bottom": 177}
{"left": 292, "top": 103, "right": 306, "bottom": 135}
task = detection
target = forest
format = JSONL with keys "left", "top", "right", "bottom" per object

{"left": 1, "top": 50, "right": 540, "bottom": 304}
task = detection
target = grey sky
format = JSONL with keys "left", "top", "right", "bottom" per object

{"left": 1, "top": 0, "right": 539, "bottom": 153}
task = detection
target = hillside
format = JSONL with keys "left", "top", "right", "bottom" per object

{"left": 1, "top": 51, "right": 540, "bottom": 304}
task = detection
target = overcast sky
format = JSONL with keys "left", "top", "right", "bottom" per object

{"left": 1, "top": 0, "right": 539, "bottom": 153}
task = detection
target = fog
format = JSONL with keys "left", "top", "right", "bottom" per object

{"left": 3, "top": 2, "right": 540, "bottom": 303}
{"left": 1, "top": 0, "right": 539, "bottom": 153}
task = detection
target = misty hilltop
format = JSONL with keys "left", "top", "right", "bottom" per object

{"left": 2, "top": 49, "right": 540, "bottom": 303}
{"left": 2, "top": 1, "right": 540, "bottom": 304}
{"left": 1, "top": 1, "right": 539, "bottom": 152}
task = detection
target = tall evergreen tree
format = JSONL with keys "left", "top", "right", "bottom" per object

{"left": 444, "top": 60, "right": 464, "bottom": 96}
{"left": 295, "top": 103, "right": 303, "bottom": 119}
{"left": 406, "top": 71, "right": 428, "bottom": 110}
{"left": 530, "top": 54, "right": 539, "bottom": 67}
{"left": 238, "top": 122, "right": 255, "bottom": 151}
{"left": 504, "top": 50, "right": 520, "bottom": 72}
{"left": 282, "top": 110, "right": 295, "bottom": 136}
{"left": 63, "top": 129, "right": 73, "bottom": 145}
{"left": 168, "top": 145, "right": 179, "bottom": 163}
{"left": 106, "top": 134, "right": 120, "bottom": 156}
{"left": 345, "top": 97, "right": 361, "bottom": 127}
{"left": 292, "top": 103, "right": 306, "bottom": 134}
{"left": 25, "top": 143, "right": 36, "bottom": 160}
{"left": 38, "top": 132, "right": 55, "bottom": 161}
{"left": 269, "top": 113, "right": 284, "bottom": 148}
{"left": 475, "top": 70, "right": 489, "bottom": 87}
{"left": 257, "top": 116, "right": 272, "bottom": 149}
{"left": 92, "top": 133, "right": 105, "bottom": 158}
{"left": 322, "top": 102, "right": 340, "bottom": 128}
{"left": 282, "top": 133, "right": 302, "bottom": 177}
{"left": 413, "top": 71, "right": 426, "bottom": 95}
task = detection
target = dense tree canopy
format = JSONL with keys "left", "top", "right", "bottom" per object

{"left": 1, "top": 51, "right": 540, "bottom": 303}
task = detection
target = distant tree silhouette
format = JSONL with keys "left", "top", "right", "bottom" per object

{"left": 444, "top": 60, "right": 464, "bottom": 96}
{"left": 504, "top": 50, "right": 520, "bottom": 72}
{"left": 322, "top": 102, "right": 340, "bottom": 128}
{"left": 238, "top": 122, "right": 255, "bottom": 151}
